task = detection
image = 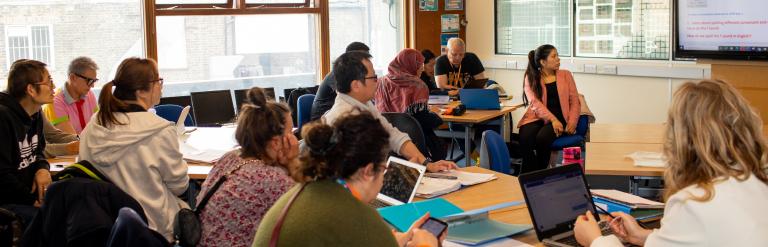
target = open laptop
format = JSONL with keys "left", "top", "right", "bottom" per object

{"left": 462, "top": 78, "right": 489, "bottom": 89}
{"left": 191, "top": 90, "right": 236, "bottom": 127}
{"left": 519, "top": 164, "right": 614, "bottom": 247}
{"left": 459, "top": 89, "right": 501, "bottom": 110}
{"left": 371, "top": 156, "right": 427, "bottom": 208}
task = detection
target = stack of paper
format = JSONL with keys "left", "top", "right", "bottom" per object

{"left": 179, "top": 140, "right": 230, "bottom": 163}
{"left": 449, "top": 170, "right": 497, "bottom": 186}
{"left": 591, "top": 189, "right": 664, "bottom": 209}
{"left": 416, "top": 171, "right": 497, "bottom": 198}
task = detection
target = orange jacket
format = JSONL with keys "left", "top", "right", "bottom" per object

{"left": 518, "top": 69, "right": 581, "bottom": 128}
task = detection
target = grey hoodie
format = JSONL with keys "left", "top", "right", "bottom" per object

{"left": 78, "top": 110, "right": 188, "bottom": 241}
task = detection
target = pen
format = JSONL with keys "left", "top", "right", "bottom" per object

{"left": 592, "top": 199, "right": 650, "bottom": 229}
{"left": 424, "top": 173, "right": 458, "bottom": 180}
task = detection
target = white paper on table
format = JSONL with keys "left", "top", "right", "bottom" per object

{"left": 443, "top": 237, "right": 533, "bottom": 247}
{"left": 188, "top": 165, "right": 213, "bottom": 176}
{"left": 591, "top": 189, "right": 664, "bottom": 207}
{"left": 49, "top": 161, "right": 72, "bottom": 172}
{"left": 626, "top": 151, "right": 666, "bottom": 167}
{"left": 444, "top": 170, "right": 497, "bottom": 186}
{"left": 416, "top": 177, "right": 462, "bottom": 197}
{"left": 179, "top": 139, "right": 230, "bottom": 163}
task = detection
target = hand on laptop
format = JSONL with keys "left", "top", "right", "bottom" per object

{"left": 574, "top": 211, "right": 602, "bottom": 247}
{"left": 426, "top": 160, "right": 458, "bottom": 173}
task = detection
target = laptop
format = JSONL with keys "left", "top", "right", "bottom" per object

{"left": 371, "top": 156, "right": 427, "bottom": 208}
{"left": 519, "top": 164, "right": 614, "bottom": 247}
{"left": 459, "top": 89, "right": 501, "bottom": 110}
{"left": 462, "top": 78, "right": 489, "bottom": 89}
{"left": 234, "top": 88, "right": 276, "bottom": 113}
{"left": 190, "top": 90, "right": 236, "bottom": 127}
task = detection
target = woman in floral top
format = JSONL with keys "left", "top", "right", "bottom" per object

{"left": 196, "top": 87, "right": 299, "bottom": 247}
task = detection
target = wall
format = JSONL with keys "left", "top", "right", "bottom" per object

{"left": 465, "top": 0, "right": 710, "bottom": 125}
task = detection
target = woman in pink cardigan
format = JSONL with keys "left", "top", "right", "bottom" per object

{"left": 518, "top": 44, "right": 580, "bottom": 173}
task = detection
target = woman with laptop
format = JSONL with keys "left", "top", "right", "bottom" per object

{"left": 78, "top": 57, "right": 188, "bottom": 241}
{"left": 196, "top": 87, "right": 298, "bottom": 247}
{"left": 518, "top": 44, "right": 581, "bottom": 173}
{"left": 375, "top": 48, "right": 446, "bottom": 160}
{"left": 574, "top": 80, "right": 768, "bottom": 246}
{"left": 252, "top": 112, "right": 440, "bottom": 247}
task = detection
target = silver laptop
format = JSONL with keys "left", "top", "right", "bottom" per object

{"left": 371, "top": 156, "right": 427, "bottom": 208}
{"left": 519, "top": 164, "right": 616, "bottom": 247}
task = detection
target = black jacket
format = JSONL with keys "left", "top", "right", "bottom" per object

{"left": 21, "top": 177, "right": 150, "bottom": 247}
{"left": 310, "top": 72, "right": 337, "bottom": 121}
{"left": 0, "top": 92, "right": 49, "bottom": 206}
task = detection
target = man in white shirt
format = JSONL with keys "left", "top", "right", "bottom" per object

{"left": 322, "top": 51, "right": 456, "bottom": 172}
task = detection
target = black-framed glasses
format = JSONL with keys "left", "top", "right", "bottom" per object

{"left": 73, "top": 73, "right": 99, "bottom": 86}
{"left": 149, "top": 78, "right": 164, "bottom": 86}
{"left": 364, "top": 75, "right": 378, "bottom": 81}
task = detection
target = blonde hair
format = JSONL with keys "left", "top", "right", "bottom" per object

{"left": 663, "top": 79, "right": 768, "bottom": 201}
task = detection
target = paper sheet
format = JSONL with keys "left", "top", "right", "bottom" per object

{"left": 626, "top": 151, "right": 666, "bottom": 167}
{"left": 591, "top": 189, "right": 664, "bottom": 207}
{"left": 445, "top": 170, "right": 497, "bottom": 186}
{"left": 443, "top": 237, "right": 532, "bottom": 247}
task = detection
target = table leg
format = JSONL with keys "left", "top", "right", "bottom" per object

{"left": 464, "top": 124, "right": 474, "bottom": 167}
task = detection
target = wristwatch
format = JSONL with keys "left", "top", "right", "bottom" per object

{"left": 421, "top": 157, "right": 432, "bottom": 167}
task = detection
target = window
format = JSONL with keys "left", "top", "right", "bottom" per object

{"left": 5, "top": 25, "right": 54, "bottom": 69}
{"left": 0, "top": 1, "right": 144, "bottom": 91}
{"left": 329, "top": 0, "right": 405, "bottom": 74}
{"left": 495, "top": 0, "right": 671, "bottom": 60}
{"left": 575, "top": 0, "right": 670, "bottom": 59}
{"left": 495, "top": 0, "right": 572, "bottom": 56}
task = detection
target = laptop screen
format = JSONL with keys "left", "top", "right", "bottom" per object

{"left": 520, "top": 165, "right": 597, "bottom": 239}
{"left": 378, "top": 158, "right": 424, "bottom": 204}
{"left": 191, "top": 90, "right": 236, "bottom": 127}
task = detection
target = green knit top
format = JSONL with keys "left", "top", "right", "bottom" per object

{"left": 252, "top": 179, "right": 400, "bottom": 247}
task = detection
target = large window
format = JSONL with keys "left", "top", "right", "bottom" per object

{"left": 0, "top": 1, "right": 144, "bottom": 91}
{"left": 496, "top": 0, "right": 671, "bottom": 60}
{"left": 329, "top": 0, "right": 404, "bottom": 74}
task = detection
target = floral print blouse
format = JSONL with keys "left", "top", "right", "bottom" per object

{"left": 197, "top": 150, "right": 295, "bottom": 247}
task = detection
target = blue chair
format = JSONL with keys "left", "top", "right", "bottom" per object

{"left": 297, "top": 94, "right": 315, "bottom": 131}
{"left": 106, "top": 208, "right": 167, "bottom": 247}
{"left": 550, "top": 115, "right": 590, "bottom": 150}
{"left": 154, "top": 104, "right": 194, "bottom": 126}
{"left": 482, "top": 130, "right": 511, "bottom": 174}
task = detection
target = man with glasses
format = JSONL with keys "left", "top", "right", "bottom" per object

{"left": 322, "top": 51, "right": 457, "bottom": 173}
{"left": 0, "top": 59, "right": 54, "bottom": 225}
{"left": 42, "top": 56, "right": 99, "bottom": 134}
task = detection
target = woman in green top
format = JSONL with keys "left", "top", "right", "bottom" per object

{"left": 253, "top": 112, "right": 439, "bottom": 247}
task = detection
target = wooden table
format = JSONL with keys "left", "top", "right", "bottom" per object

{"left": 48, "top": 157, "right": 213, "bottom": 180}
{"left": 423, "top": 166, "right": 541, "bottom": 246}
{"left": 585, "top": 142, "right": 665, "bottom": 194}
{"left": 432, "top": 102, "right": 522, "bottom": 167}
{"left": 590, "top": 124, "right": 768, "bottom": 144}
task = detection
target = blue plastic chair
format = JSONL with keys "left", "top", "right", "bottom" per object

{"left": 154, "top": 104, "right": 194, "bottom": 126}
{"left": 551, "top": 115, "right": 590, "bottom": 150}
{"left": 482, "top": 130, "right": 511, "bottom": 174}
{"left": 297, "top": 94, "right": 315, "bottom": 131}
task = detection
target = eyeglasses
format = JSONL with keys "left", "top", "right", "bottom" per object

{"left": 73, "top": 73, "right": 99, "bottom": 86}
{"left": 34, "top": 77, "right": 55, "bottom": 88}
{"left": 364, "top": 75, "right": 378, "bottom": 81}
{"left": 149, "top": 78, "right": 164, "bottom": 86}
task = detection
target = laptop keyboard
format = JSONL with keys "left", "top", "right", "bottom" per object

{"left": 369, "top": 199, "right": 390, "bottom": 208}
{"left": 548, "top": 221, "right": 615, "bottom": 247}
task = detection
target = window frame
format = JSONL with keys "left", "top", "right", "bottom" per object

{"left": 4, "top": 24, "right": 55, "bottom": 69}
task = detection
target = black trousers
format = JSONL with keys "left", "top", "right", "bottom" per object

{"left": 519, "top": 120, "right": 557, "bottom": 174}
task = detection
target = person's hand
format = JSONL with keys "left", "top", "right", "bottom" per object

{"left": 426, "top": 160, "right": 458, "bottom": 172}
{"left": 551, "top": 119, "right": 564, "bottom": 137}
{"left": 31, "top": 169, "right": 52, "bottom": 206}
{"left": 609, "top": 212, "right": 652, "bottom": 246}
{"left": 574, "top": 211, "right": 602, "bottom": 247}
{"left": 407, "top": 228, "right": 439, "bottom": 247}
{"left": 65, "top": 140, "right": 80, "bottom": 154}
{"left": 393, "top": 229, "right": 413, "bottom": 247}
{"left": 448, "top": 89, "right": 459, "bottom": 96}
{"left": 565, "top": 122, "right": 577, "bottom": 135}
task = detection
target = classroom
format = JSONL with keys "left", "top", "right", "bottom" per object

{"left": 1, "top": 0, "right": 767, "bottom": 246}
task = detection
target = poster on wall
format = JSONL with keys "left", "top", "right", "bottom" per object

{"left": 440, "top": 33, "right": 459, "bottom": 55}
{"left": 441, "top": 14, "right": 460, "bottom": 33}
{"left": 445, "top": 0, "right": 463, "bottom": 11}
{"left": 419, "top": 0, "right": 438, "bottom": 11}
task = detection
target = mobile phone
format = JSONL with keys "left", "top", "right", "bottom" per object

{"left": 420, "top": 217, "right": 448, "bottom": 237}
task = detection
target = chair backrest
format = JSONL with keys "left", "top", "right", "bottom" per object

{"left": 154, "top": 104, "right": 195, "bottom": 126}
{"left": 482, "top": 130, "right": 511, "bottom": 174}
{"left": 107, "top": 208, "right": 168, "bottom": 247}
{"left": 296, "top": 94, "right": 315, "bottom": 130}
{"left": 381, "top": 113, "right": 430, "bottom": 157}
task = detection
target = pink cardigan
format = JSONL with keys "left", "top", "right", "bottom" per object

{"left": 518, "top": 69, "right": 581, "bottom": 128}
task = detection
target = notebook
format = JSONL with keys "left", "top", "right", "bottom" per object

{"left": 459, "top": 89, "right": 501, "bottom": 110}
{"left": 371, "top": 156, "right": 427, "bottom": 208}
{"left": 519, "top": 164, "right": 614, "bottom": 247}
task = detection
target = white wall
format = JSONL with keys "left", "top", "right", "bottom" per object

{"left": 465, "top": 0, "right": 710, "bottom": 124}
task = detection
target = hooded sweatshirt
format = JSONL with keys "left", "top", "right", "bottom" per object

{"left": 0, "top": 91, "right": 49, "bottom": 206}
{"left": 78, "top": 106, "right": 189, "bottom": 241}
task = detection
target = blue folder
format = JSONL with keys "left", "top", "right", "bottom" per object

{"left": 377, "top": 198, "right": 464, "bottom": 232}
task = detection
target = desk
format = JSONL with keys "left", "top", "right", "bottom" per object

{"left": 590, "top": 124, "right": 768, "bottom": 144}
{"left": 48, "top": 157, "right": 213, "bottom": 180}
{"left": 422, "top": 166, "right": 541, "bottom": 246}
{"left": 432, "top": 102, "right": 522, "bottom": 167}
{"left": 585, "top": 142, "right": 665, "bottom": 194}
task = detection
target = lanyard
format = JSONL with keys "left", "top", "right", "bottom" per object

{"left": 335, "top": 178, "right": 362, "bottom": 201}
{"left": 451, "top": 64, "right": 462, "bottom": 87}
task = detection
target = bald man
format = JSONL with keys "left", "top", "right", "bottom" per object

{"left": 434, "top": 38, "right": 486, "bottom": 91}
